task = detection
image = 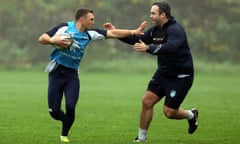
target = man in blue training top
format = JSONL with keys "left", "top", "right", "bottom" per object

{"left": 104, "top": 2, "right": 199, "bottom": 143}
{"left": 38, "top": 8, "right": 146, "bottom": 143}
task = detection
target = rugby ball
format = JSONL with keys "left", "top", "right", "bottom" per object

{"left": 53, "top": 27, "right": 73, "bottom": 49}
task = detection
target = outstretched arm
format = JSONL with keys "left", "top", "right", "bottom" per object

{"left": 104, "top": 22, "right": 152, "bottom": 45}
{"left": 105, "top": 21, "right": 147, "bottom": 38}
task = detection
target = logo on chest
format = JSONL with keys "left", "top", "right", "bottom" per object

{"left": 153, "top": 37, "right": 165, "bottom": 43}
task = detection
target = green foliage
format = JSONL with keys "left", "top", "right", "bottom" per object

{"left": 172, "top": 0, "right": 240, "bottom": 63}
{"left": 0, "top": 0, "right": 239, "bottom": 69}
{"left": 0, "top": 40, "right": 30, "bottom": 69}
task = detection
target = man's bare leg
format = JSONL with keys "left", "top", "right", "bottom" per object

{"left": 135, "top": 91, "right": 160, "bottom": 141}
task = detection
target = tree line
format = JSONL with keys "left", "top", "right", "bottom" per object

{"left": 0, "top": 0, "right": 239, "bottom": 69}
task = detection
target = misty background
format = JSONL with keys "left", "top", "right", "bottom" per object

{"left": 0, "top": 0, "right": 239, "bottom": 73}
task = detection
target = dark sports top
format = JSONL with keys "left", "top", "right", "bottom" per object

{"left": 121, "top": 17, "right": 194, "bottom": 77}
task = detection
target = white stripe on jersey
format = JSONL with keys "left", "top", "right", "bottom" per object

{"left": 54, "top": 26, "right": 68, "bottom": 35}
{"left": 87, "top": 30, "right": 106, "bottom": 40}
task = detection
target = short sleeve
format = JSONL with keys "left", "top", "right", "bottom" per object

{"left": 87, "top": 29, "right": 107, "bottom": 40}
{"left": 46, "top": 23, "right": 68, "bottom": 37}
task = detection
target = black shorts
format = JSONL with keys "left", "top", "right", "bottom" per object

{"left": 147, "top": 70, "right": 193, "bottom": 109}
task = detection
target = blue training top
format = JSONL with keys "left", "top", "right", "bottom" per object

{"left": 46, "top": 21, "right": 107, "bottom": 70}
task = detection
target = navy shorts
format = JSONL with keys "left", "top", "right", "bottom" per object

{"left": 48, "top": 64, "right": 80, "bottom": 112}
{"left": 147, "top": 70, "right": 193, "bottom": 109}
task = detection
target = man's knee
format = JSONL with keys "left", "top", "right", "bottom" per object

{"left": 142, "top": 91, "right": 160, "bottom": 109}
{"left": 49, "top": 109, "right": 62, "bottom": 120}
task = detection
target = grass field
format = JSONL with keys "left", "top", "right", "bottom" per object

{"left": 0, "top": 70, "right": 239, "bottom": 144}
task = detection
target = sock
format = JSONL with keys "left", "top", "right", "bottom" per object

{"left": 138, "top": 128, "right": 147, "bottom": 140}
{"left": 187, "top": 110, "right": 194, "bottom": 120}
